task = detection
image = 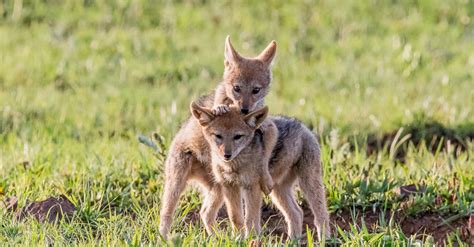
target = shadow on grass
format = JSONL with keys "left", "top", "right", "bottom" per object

{"left": 360, "top": 119, "right": 473, "bottom": 161}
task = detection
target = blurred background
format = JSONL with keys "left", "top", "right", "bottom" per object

{"left": 0, "top": 0, "right": 473, "bottom": 245}
{"left": 1, "top": 0, "right": 472, "bottom": 138}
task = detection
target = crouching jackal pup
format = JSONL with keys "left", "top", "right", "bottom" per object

{"left": 188, "top": 102, "right": 330, "bottom": 240}
{"left": 213, "top": 36, "right": 278, "bottom": 195}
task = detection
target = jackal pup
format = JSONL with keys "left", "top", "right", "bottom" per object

{"left": 192, "top": 102, "right": 270, "bottom": 236}
{"left": 213, "top": 36, "right": 278, "bottom": 195}
{"left": 213, "top": 36, "right": 276, "bottom": 114}
{"left": 190, "top": 102, "right": 331, "bottom": 240}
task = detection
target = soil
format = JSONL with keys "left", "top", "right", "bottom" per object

{"left": 3, "top": 194, "right": 471, "bottom": 244}
{"left": 4, "top": 195, "right": 76, "bottom": 223}
{"left": 184, "top": 202, "right": 472, "bottom": 245}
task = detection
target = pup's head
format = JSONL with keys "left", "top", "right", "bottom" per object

{"left": 222, "top": 36, "right": 277, "bottom": 114}
{"left": 191, "top": 101, "right": 268, "bottom": 162}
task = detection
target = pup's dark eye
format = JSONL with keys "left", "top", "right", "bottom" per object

{"left": 233, "top": 86, "right": 241, "bottom": 93}
{"left": 234, "top": 135, "right": 244, "bottom": 140}
{"left": 252, "top": 88, "right": 261, "bottom": 94}
{"left": 215, "top": 134, "right": 222, "bottom": 139}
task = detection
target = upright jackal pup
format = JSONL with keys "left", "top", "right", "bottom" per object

{"left": 213, "top": 36, "right": 278, "bottom": 194}
{"left": 191, "top": 102, "right": 270, "bottom": 236}
{"left": 191, "top": 102, "right": 331, "bottom": 240}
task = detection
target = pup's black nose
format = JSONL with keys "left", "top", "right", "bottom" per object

{"left": 223, "top": 154, "right": 232, "bottom": 159}
{"left": 241, "top": 108, "right": 249, "bottom": 114}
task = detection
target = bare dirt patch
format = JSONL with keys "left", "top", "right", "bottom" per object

{"left": 185, "top": 203, "right": 471, "bottom": 244}
{"left": 329, "top": 209, "right": 470, "bottom": 245}
{"left": 3, "top": 195, "right": 76, "bottom": 223}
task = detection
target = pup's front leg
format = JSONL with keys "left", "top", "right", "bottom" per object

{"left": 200, "top": 185, "right": 223, "bottom": 235}
{"left": 212, "top": 104, "right": 230, "bottom": 115}
{"left": 259, "top": 163, "right": 274, "bottom": 195}
{"left": 258, "top": 121, "right": 278, "bottom": 195}
{"left": 212, "top": 84, "right": 231, "bottom": 115}
{"left": 223, "top": 185, "right": 244, "bottom": 235}
{"left": 243, "top": 183, "right": 263, "bottom": 237}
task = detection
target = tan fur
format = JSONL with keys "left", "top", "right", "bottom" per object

{"left": 159, "top": 102, "right": 330, "bottom": 241}
{"left": 192, "top": 103, "right": 269, "bottom": 236}
{"left": 213, "top": 36, "right": 276, "bottom": 114}
{"left": 212, "top": 36, "right": 278, "bottom": 195}
{"left": 159, "top": 37, "right": 329, "bottom": 241}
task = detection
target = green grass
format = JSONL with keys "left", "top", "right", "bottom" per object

{"left": 0, "top": 0, "right": 473, "bottom": 245}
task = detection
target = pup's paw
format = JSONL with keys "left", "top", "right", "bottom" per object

{"left": 212, "top": 105, "right": 230, "bottom": 115}
{"left": 260, "top": 179, "right": 274, "bottom": 195}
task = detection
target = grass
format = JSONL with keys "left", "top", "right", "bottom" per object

{"left": 0, "top": 0, "right": 473, "bottom": 245}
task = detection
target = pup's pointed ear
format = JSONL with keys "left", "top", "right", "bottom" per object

{"left": 224, "top": 35, "right": 242, "bottom": 66}
{"left": 190, "top": 101, "right": 215, "bottom": 126}
{"left": 244, "top": 106, "right": 269, "bottom": 129}
{"left": 257, "top": 40, "right": 277, "bottom": 66}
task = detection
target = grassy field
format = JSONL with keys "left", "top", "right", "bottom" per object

{"left": 0, "top": 0, "right": 473, "bottom": 245}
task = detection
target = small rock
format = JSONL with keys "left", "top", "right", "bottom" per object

{"left": 248, "top": 239, "right": 263, "bottom": 247}
{"left": 434, "top": 195, "right": 443, "bottom": 205}
{"left": 460, "top": 214, "right": 473, "bottom": 244}
{"left": 3, "top": 196, "right": 18, "bottom": 212}
{"left": 19, "top": 161, "right": 31, "bottom": 169}
{"left": 469, "top": 213, "right": 473, "bottom": 231}
{"left": 394, "top": 184, "right": 426, "bottom": 198}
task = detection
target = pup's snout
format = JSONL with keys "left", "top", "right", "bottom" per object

{"left": 241, "top": 108, "right": 249, "bottom": 114}
{"left": 223, "top": 153, "right": 232, "bottom": 160}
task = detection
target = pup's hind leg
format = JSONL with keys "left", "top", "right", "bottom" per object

{"left": 159, "top": 151, "right": 193, "bottom": 239}
{"left": 297, "top": 150, "right": 330, "bottom": 241}
{"left": 269, "top": 174, "right": 303, "bottom": 239}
